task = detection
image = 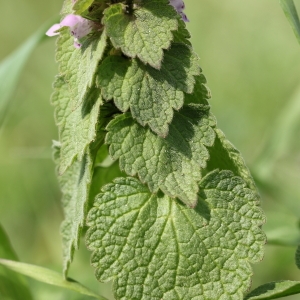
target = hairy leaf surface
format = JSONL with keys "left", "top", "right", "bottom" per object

{"left": 103, "top": 1, "right": 178, "bottom": 69}
{"left": 86, "top": 171, "right": 266, "bottom": 300}
{"left": 56, "top": 27, "right": 107, "bottom": 110}
{"left": 106, "top": 105, "right": 215, "bottom": 207}
{"left": 98, "top": 43, "right": 199, "bottom": 136}
{"left": 53, "top": 143, "right": 96, "bottom": 277}
{"left": 52, "top": 76, "right": 102, "bottom": 174}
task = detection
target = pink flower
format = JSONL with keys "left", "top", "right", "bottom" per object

{"left": 169, "top": 0, "right": 189, "bottom": 22}
{"left": 46, "top": 14, "right": 95, "bottom": 48}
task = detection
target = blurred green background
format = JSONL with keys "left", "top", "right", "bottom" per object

{"left": 0, "top": 0, "right": 300, "bottom": 299}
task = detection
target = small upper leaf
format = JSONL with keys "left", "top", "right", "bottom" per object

{"left": 98, "top": 43, "right": 200, "bottom": 136}
{"left": 56, "top": 27, "right": 107, "bottom": 111}
{"left": 106, "top": 104, "right": 215, "bottom": 207}
{"left": 86, "top": 171, "right": 266, "bottom": 300}
{"left": 52, "top": 76, "right": 102, "bottom": 175}
{"left": 103, "top": 1, "right": 178, "bottom": 69}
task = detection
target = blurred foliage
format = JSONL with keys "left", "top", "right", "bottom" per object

{"left": 0, "top": 0, "right": 300, "bottom": 299}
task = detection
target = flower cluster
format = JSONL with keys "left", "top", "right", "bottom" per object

{"left": 46, "top": 0, "right": 189, "bottom": 48}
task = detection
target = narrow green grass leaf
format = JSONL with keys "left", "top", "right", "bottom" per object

{"left": 0, "top": 259, "right": 106, "bottom": 300}
{"left": 0, "top": 19, "right": 57, "bottom": 127}
{"left": 296, "top": 245, "right": 300, "bottom": 269}
{"left": 103, "top": 0, "right": 178, "bottom": 69}
{"left": 245, "top": 281, "right": 300, "bottom": 299}
{"left": 86, "top": 171, "right": 265, "bottom": 300}
{"left": 98, "top": 43, "right": 200, "bottom": 136}
{"left": 106, "top": 104, "right": 216, "bottom": 207}
{"left": 280, "top": 0, "right": 300, "bottom": 44}
{"left": 0, "top": 225, "right": 32, "bottom": 300}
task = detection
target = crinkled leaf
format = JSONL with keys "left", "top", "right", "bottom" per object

{"left": 172, "top": 18, "right": 191, "bottom": 46}
{"left": 206, "top": 127, "right": 256, "bottom": 190}
{"left": 106, "top": 104, "right": 215, "bottom": 207}
{"left": 53, "top": 143, "right": 96, "bottom": 277}
{"left": 56, "top": 25, "right": 107, "bottom": 113}
{"left": 52, "top": 76, "right": 102, "bottom": 174}
{"left": 0, "top": 225, "right": 32, "bottom": 300}
{"left": 0, "top": 259, "right": 106, "bottom": 300}
{"left": 98, "top": 43, "right": 199, "bottom": 136}
{"left": 296, "top": 245, "right": 300, "bottom": 269}
{"left": 245, "top": 281, "right": 300, "bottom": 300}
{"left": 103, "top": 1, "right": 178, "bottom": 69}
{"left": 86, "top": 171, "right": 265, "bottom": 300}
{"left": 185, "top": 74, "right": 211, "bottom": 105}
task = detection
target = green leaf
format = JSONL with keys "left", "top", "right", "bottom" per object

{"left": 0, "top": 19, "right": 57, "bottom": 128}
{"left": 296, "top": 245, "right": 300, "bottom": 269}
{"left": 98, "top": 43, "right": 200, "bottom": 136}
{"left": 86, "top": 171, "right": 265, "bottom": 300}
{"left": 53, "top": 143, "right": 97, "bottom": 277}
{"left": 52, "top": 76, "right": 102, "bottom": 175}
{"left": 103, "top": 1, "right": 178, "bottom": 69}
{"left": 280, "top": 0, "right": 300, "bottom": 44}
{"left": 106, "top": 104, "right": 215, "bottom": 207}
{"left": 245, "top": 281, "right": 300, "bottom": 300}
{"left": 72, "top": 0, "right": 94, "bottom": 14}
{"left": 185, "top": 74, "right": 211, "bottom": 106}
{"left": 0, "top": 259, "right": 107, "bottom": 300}
{"left": 172, "top": 18, "right": 192, "bottom": 46}
{"left": 56, "top": 26, "right": 107, "bottom": 105}
{"left": 206, "top": 127, "right": 257, "bottom": 190}
{"left": 0, "top": 225, "right": 33, "bottom": 300}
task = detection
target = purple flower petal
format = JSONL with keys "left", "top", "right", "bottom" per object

{"left": 169, "top": 0, "right": 189, "bottom": 22}
{"left": 60, "top": 14, "right": 82, "bottom": 27}
{"left": 46, "top": 24, "right": 61, "bottom": 36}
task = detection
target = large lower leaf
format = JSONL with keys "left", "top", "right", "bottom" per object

{"left": 98, "top": 43, "right": 200, "bottom": 136}
{"left": 0, "top": 225, "right": 32, "bottom": 300}
{"left": 245, "top": 281, "right": 300, "bottom": 300}
{"left": 0, "top": 259, "right": 105, "bottom": 300}
{"left": 102, "top": 0, "right": 178, "bottom": 69}
{"left": 86, "top": 171, "right": 265, "bottom": 300}
{"left": 105, "top": 104, "right": 216, "bottom": 207}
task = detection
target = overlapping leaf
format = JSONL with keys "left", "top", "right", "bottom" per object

{"left": 53, "top": 143, "right": 96, "bottom": 277}
{"left": 56, "top": 28, "right": 107, "bottom": 110}
{"left": 206, "top": 127, "right": 257, "bottom": 190}
{"left": 103, "top": 0, "right": 178, "bottom": 69}
{"left": 106, "top": 104, "right": 215, "bottom": 207}
{"left": 86, "top": 171, "right": 266, "bottom": 300}
{"left": 52, "top": 76, "right": 102, "bottom": 174}
{"left": 98, "top": 43, "right": 200, "bottom": 136}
